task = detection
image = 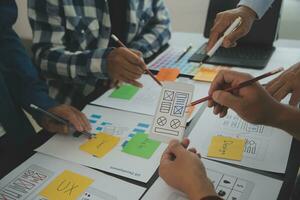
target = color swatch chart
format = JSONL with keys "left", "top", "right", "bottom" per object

{"left": 149, "top": 47, "right": 200, "bottom": 76}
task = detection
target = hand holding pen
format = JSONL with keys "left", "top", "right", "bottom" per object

{"left": 31, "top": 104, "right": 94, "bottom": 138}
{"left": 111, "top": 34, "right": 162, "bottom": 87}
{"left": 199, "top": 17, "right": 242, "bottom": 66}
{"left": 206, "top": 69, "right": 284, "bottom": 124}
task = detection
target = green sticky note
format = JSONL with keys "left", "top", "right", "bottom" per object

{"left": 122, "top": 134, "right": 161, "bottom": 159}
{"left": 109, "top": 84, "right": 139, "bottom": 100}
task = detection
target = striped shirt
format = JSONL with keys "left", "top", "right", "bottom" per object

{"left": 28, "top": 0, "right": 171, "bottom": 104}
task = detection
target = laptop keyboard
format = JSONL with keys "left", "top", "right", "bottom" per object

{"left": 194, "top": 43, "right": 272, "bottom": 61}
{"left": 189, "top": 43, "right": 275, "bottom": 69}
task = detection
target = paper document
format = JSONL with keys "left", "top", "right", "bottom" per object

{"left": 188, "top": 108, "right": 292, "bottom": 173}
{"left": 91, "top": 75, "right": 210, "bottom": 123}
{"left": 142, "top": 159, "right": 282, "bottom": 200}
{"left": 150, "top": 82, "right": 194, "bottom": 143}
{"left": 92, "top": 75, "right": 161, "bottom": 116}
{"left": 0, "top": 153, "right": 145, "bottom": 200}
{"left": 36, "top": 105, "right": 167, "bottom": 183}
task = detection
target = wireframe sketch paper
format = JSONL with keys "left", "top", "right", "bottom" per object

{"left": 36, "top": 105, "right": 167, "bottom": 183}
{"left": 188, "top": 108, "right": 292, "bottom": 173}
{"left": 0, "top": 153, "right": 145, "bottom": 200}
{"left": 142, "top": 159, "right": 282, "bottom": 200}
{"left": 149, "top": 82, "right": 194, "bottom": 143}
{"left": 91, "top": 75, "right": 209, "bottom": 122}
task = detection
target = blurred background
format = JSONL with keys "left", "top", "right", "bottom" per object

{"left": 14, "top": 0, "right": 300, "bottom": 41}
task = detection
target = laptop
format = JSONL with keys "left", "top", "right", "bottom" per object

{"left": 189, "top": 0, "right": 283, "bottom": 69}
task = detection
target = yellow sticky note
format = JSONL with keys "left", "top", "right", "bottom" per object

{"left": 40, "top": 170, "right": 93, "bottom": 200}
{"left": 156, "top": 68, "right": 180, "bottom": 81}
{"left": 80, "top": 133, "right": 120, "bottom": 157}
{"left": 207, "top": 136, "right": 245, "bottom": 161}
{"left": 193, "top": 66, "right": 228, "bottom": 82}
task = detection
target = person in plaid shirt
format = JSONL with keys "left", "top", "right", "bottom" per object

{"left": 28, "top": 0, "right": 171, "bottom": 106}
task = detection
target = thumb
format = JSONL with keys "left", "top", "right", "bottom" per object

{"left": 212, "top": 90, "right": 241, "bottom": 110}
{"left": 289, "top": 91, "right": 300, "bottom": 106}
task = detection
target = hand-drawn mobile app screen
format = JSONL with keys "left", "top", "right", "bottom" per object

{"left": 150, "top": 82, "right": 194, "bottom": 143}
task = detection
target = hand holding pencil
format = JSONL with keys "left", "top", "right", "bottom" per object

{"left": 205, "top": 69, "right": 285, "bottom": 125}
{"left": 111, "top": 34, "right": 162, "bottom": 87}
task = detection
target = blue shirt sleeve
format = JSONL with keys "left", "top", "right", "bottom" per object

{"left": 0, "top": 2, "right": 57, "bottom": 121}
{"left": 0, "top": 28, "right": 57, "bottom": 120}
{"left": 238, "top": 0, "right": 275, "bottom": 19}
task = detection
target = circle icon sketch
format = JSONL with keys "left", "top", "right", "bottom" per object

{"left": 170, "top": 119, "right": 181, "bottom": 129}
{"left": 157, "top": 116, "right": 167, "bottom": 126}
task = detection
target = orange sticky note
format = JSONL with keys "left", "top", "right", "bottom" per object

{"left": 156, "top": 68, "right": 180, "bottom": 81}
{"left": 193, "top": 66, "right": 228, "bottom": 82}
{"left": 80, "top": 133, "right": 120, "bottom": 158}
{"left": 207, "top": 136, "right": 245, "bottom": 161}
{"left": 40, "top": 170, "right": 93, "bottom": 200}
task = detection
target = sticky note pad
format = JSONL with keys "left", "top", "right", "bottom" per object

{"left": 156, "top": 68, "right": 180, "bottom": 81}
{"left": 122, "top": 133, "right": 161, "bottom": 159}
{"left": 80, "top": 133, "right": 120, "bottom": 157}
{"left": 109, "top": 84, "right": 139, "bottom": 100}
{"left": 207, "top": 136, "right": 245, "bottom": 161}
{"left": 193, "top": 66, "right": 227, "bottom": 82}
{"left": 40, "top": 170, "right": 93, "bottom": 200}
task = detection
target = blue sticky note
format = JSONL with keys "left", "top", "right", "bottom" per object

{"left": 128, "top": 134, "right": 135, "bottom": 138}
{"left": 89, "top": 120, "right": 97, "bottom": 124}
{"left": 91, "top": 114, "right": 101, "bottom": 119}
{"left": 122, "top": 141, "right": 129, "bottom": 148}
{"left": 137, "top": 123, "right": 150, "bottom": 128}
{"left": 133, "top": 128, "right": 145, "bottom": 133}
{"left": 96, "top": 127, "right": 103, "bottom": 131}
{"left": 101, "top": 122, "right": 112, "bottom": 126}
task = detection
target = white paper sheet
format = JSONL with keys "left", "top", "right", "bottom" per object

{"left": 91, "top": 75, "right": 161, "bottom": 116}
{"left": 188, "top": 108, "right": 292, "bottom": 173}
{"left": 0, "top": 153, "right": 145, "bottom": 200}
{"left": 91, "top": 75, "right": 211, "bottom": 122}
{"left": 142, "top": 159, "right": 282, "bottom": 200}
{"left": 36, "top": 105, "right": 167, "bottom": 183}
{"left": 149, "top": 82, "right": 194, "bottom": 143}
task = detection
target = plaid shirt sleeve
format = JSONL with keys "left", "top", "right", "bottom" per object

{"left": 28, "top": 0, "right": 112, "bottom": 83}
{"left": 128, "top": 0, "right": 171, "bottom": 58}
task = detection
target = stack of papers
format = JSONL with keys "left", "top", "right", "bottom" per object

{"left": 188, "top": 107, "right": 292, "bottom": 173}
{"left": 142, "top": 159, "right": 282, "bottom": 200}
{"left": 35, "top": 105, "right": 167, "bottom": 183}
{"left": 0, "top": 153, "right": 145, "bottom": 200}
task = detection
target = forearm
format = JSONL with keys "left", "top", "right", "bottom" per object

{"left": 188, "top": 178, "right": 218, "bottom": 200}
{"left": 0, "top": 28, "right": 57, "bottom": 121}
{"left": 272, "top": 104, "right": 300, "bottom": 140}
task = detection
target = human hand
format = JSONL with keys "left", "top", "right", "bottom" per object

{"left": 159, "top": 139, "right": 216, "bottom": 200}
{"left": 40, "top": 105, "right": 91, "bottom": 134}
{"left": 208, "top": 70, "right": 282, "bottom": 125}
{"left": 107, "top": 47, "right": 145, "bottom": 88}
{"left": 206, "top": 6, "right": 256, "bottom": 51}
{"left": 266, "top": 63, "right": 300, "bottom": 106}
